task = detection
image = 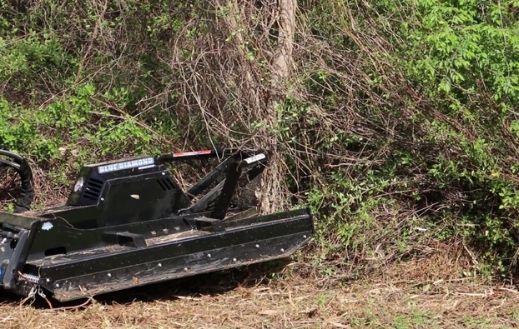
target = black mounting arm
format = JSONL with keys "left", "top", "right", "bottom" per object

{"left": 208, "top": 153, "right": 268, "bottom": 219}
{"left": 157, "top": 149, "right": 268, "bottom": 219}
{"left": 0, "top": 150, "right": 34, "bottom": 213}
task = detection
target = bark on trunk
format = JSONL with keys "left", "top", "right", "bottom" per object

{"left": 258, "top": 0, "right": 297, "bottom": 214}
{"left": 219, "top": 0, "right": 297, "bottom": 214}
{"left": 272, "top": 0, "right": 297, "bottom": 83}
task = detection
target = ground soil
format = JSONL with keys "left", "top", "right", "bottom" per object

{"left": 1, "top": 247, "right": 518, "bottom": 329}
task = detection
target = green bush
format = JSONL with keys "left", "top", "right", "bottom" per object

{"left": 301, "top": 0, "right": 518, "bottom": 276}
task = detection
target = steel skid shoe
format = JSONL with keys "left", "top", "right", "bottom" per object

{"left": 0, "top": 148, "right": 313, "bottom": 301}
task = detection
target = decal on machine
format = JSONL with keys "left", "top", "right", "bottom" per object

{"left": 98, "top": 158, "right": 155, "bottom": 174}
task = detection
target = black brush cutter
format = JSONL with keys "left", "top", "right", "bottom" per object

{"left": 0, "top": 149, "right": 313, "bottom": 301}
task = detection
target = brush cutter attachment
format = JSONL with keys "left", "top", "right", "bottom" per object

{"left": 0, "top": 149, "right": 313, "bottom": 301}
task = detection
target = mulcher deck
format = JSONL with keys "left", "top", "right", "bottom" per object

{"left": 15, "top": 209, "right": 312, "bottom": 301}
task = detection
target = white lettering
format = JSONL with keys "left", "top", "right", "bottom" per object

{"left": 98, "top": 157, "right": 155, "bottom": 174}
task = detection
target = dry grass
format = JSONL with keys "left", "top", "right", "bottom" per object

{"left": 1, "top": 247, "right": 519, "bottom": 329}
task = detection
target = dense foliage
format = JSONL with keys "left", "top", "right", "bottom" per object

{"left": 0, "top": 0, "right": 517, "bottom": 277}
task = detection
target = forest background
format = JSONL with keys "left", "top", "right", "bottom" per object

{"left": 0, "top": 0, "right": 518, "bottom": 282}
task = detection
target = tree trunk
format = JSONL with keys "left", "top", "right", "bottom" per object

{"left": 272, "top": 0, "right": 297, "bottom": 84}
{"left": 258, "top": 0, "right": 297, "bottom": 214}
{"left": 217, "top": 0, "right": 297, "bottom": 214}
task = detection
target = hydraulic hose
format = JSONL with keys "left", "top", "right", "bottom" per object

{"left": 0, "top": 150, "right": 34, "bottom": 213}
